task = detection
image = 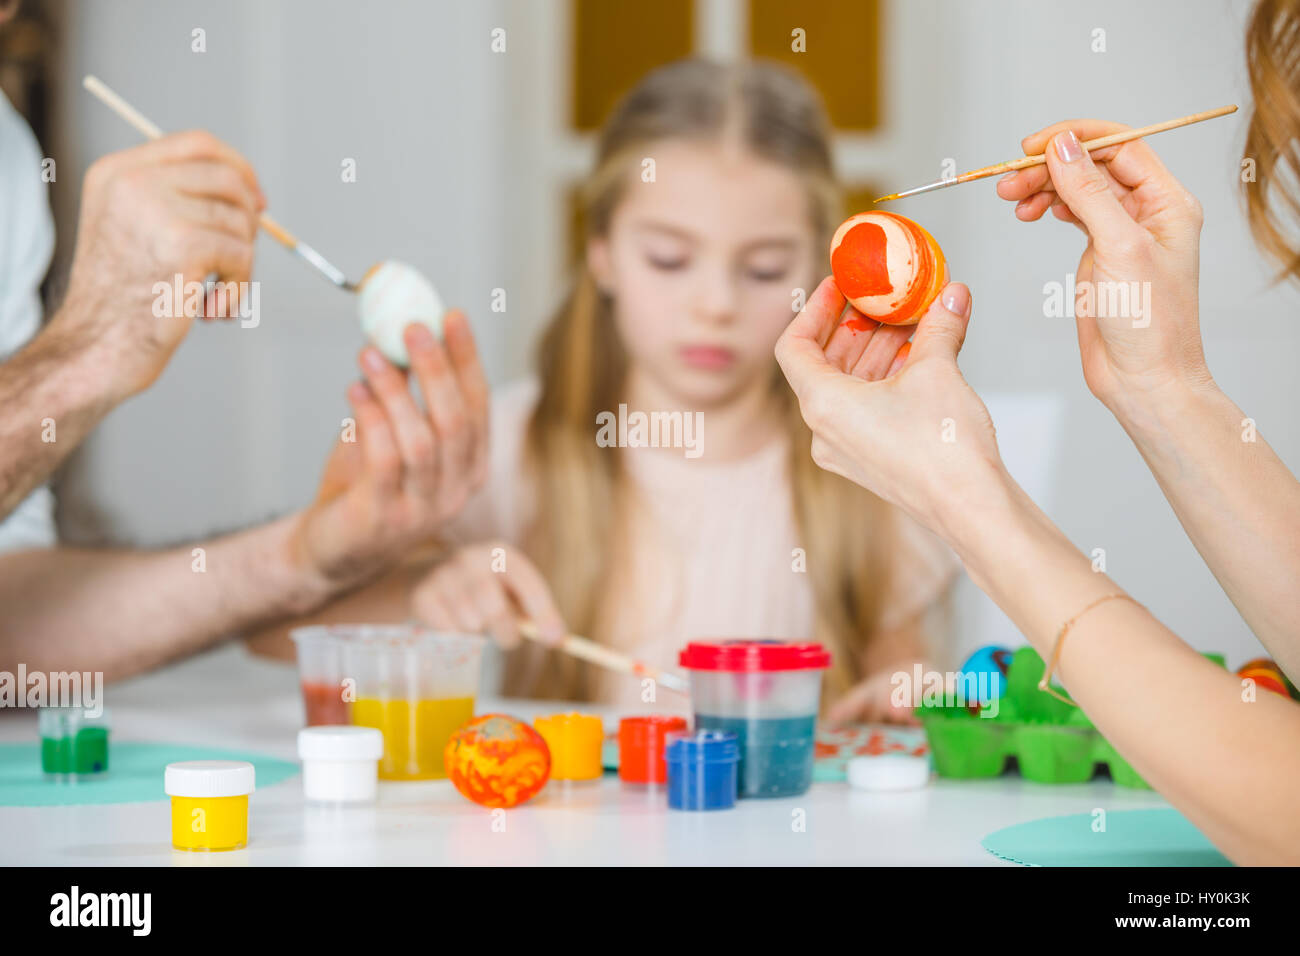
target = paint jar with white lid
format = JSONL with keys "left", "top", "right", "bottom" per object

{"left": 165, "top": 760, "right": 255, "bottom": 852}
{"left": 298, "top": 726, "right": 383, "bottom": 804}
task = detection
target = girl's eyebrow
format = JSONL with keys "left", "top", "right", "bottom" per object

{"left": 633, "top": 220, "right": 697, "bottom": 242}
{"left": 741, "top": 237, "right": 800, "bottom": 254}
{"left": 633, "top": 221, "right": 802, "bottom": 253}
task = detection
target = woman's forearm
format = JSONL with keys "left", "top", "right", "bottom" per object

{"left": 1108, "top": 379, "right": 1300, "bottom": 675}
{"left": 940, "top": 471, "right": 1300, "bottom": 865}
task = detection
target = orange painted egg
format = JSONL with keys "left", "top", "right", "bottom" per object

{"left": 444, "top": 713, "right": 551, "bottom": 808}
{"left": 830, "top": 212, "right": 947, "bottom": 325}
{"left": 1237, "top": 658, "right": 1292, "bottom": 699}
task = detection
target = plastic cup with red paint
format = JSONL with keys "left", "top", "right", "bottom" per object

{"left": 291, "top": 628, "right": 350, "bottom": 726}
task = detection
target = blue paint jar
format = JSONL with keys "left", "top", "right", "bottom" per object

{"left": 665, "top": 731, "right": 740, "bottom": 810}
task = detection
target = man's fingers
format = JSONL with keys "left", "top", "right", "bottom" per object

{"left": 359, "top": 346, "right": 437, "bottom": 494}
{"left": 129, "top": 130, "right": 264, "bottom": 207}
{"left": 170, "top": 194, "right": 258, "bottom": 242}
{"left": 442, "top": 310, "right": 489, "bottom": 422}
{"left": 200, "top": 230, "right": 255, "bottom": 288}
{"left": 166, "top": 161, "right": 262, "bottom": 219}
{"left": 346, "top": 380, "right": 402, "bottom": 494}
{"left": 908, "top": 283, "right": 973, "bottom": 363}
{"left": 407, "top": 324, "right": 472, "bottom": 482}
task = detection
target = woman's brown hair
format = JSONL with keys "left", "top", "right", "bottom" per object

{"left": 1243, "top": 0, "right": 1300, "bottom": 283}
{"left": 509, "top": 58, "right": 902, "bottom": 701}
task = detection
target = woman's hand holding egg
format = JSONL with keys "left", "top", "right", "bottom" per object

{"left": 292, "top": 311, "right": 490, "bottom": 592}
{"left": 776, "top": 275, "right": 1005, "bottom": 542}
{"left": 997, "top": 120, "right": 1212, "bottom": 420}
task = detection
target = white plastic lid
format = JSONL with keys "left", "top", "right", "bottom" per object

{"left": 164, "top": 760, "right": 256, "bottom": 798}
{"left": 298, "top": 726, "right": 384, "bottom": 762}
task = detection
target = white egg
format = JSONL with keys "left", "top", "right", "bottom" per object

{"left": 356, "top": 260, "right": 445, "bottom": 366}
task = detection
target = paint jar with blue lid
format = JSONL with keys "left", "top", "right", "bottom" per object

{"left": 664, "top": 730, "right": 739, "bottom": 810}
{"left": 680, "top": 640, "right": 830, "bottom": 798}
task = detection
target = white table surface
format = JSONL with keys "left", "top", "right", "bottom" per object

{"left": 0, "top": 643, "right": 1170, "bottom": 866}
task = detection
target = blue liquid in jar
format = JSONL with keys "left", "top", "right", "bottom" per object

{"left": 693, "top": 714, "right": 816, "bottom": 798}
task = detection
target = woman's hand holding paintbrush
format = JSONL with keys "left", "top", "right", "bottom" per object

{"left": 995, "top": 119, "right": 1209, "bottom": 411}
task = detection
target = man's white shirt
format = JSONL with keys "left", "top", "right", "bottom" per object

{"left": 0, "top": 89, "right": 59, "bottom": 553}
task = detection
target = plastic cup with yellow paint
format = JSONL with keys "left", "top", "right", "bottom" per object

{"left": 335, "top": 626, "right": 485, "bottom": 781}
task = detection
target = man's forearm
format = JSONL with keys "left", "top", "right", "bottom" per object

{"left": 0, "top": 317, "right": 117, "bottom": 520}
{"left": 0, "top": 513, "right": 337, "bottom": 680}
{"left": 1113, "top": 380, "right": 1300, "bottom": 673}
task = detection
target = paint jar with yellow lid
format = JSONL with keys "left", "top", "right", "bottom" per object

{"left": 534, "top": 713, "right": 603, "bottom": 782}
{"left": 165, "top": 760, "right": 255, "bottom": 852}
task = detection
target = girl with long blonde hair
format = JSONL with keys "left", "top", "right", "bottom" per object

{"left": 404, "top": 58, "right": 955, "bottom": 717}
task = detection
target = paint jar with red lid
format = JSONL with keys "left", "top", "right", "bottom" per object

{"left": 678, "top": 640, "right": 830, "bottom": 798}
{"left": 618, "top": 715, "right": 688, "bottom": 785}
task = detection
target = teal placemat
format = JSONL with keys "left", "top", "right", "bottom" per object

{"left": 0, "top": 742, "right": 299, "bottom": 807}
{"left": 982, "top": 808, "right": 1231, "bottom": 866}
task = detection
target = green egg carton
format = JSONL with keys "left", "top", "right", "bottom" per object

{"left": 920, "top": 647, "right": 1226, "bottom": 788}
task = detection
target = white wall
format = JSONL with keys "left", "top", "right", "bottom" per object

{"left": 45, "top": 0, "right": 1295, "bottom": 667}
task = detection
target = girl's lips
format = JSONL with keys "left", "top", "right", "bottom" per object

{"left": 679, "top": 345, "right": 737, "bottom": 370}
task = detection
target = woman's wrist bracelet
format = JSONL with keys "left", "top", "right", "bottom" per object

{"left": 1039, "top": 592, "right": 1144, "bottom": 705}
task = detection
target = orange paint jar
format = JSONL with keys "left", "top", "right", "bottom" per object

{"left": 534, "top": 713, "right": 603, "bottom": 781}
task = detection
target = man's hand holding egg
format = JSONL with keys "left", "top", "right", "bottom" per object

{"left": 292, "top": 311, "right": 490, "bottom": 592}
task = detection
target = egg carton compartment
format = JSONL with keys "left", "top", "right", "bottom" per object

{"left": 918, "top": 647, "right": 1227, "bottom": 788}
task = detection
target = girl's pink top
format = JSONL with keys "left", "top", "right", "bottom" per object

{"left": 448, "top": 381, "right": 958, "bottom": 710}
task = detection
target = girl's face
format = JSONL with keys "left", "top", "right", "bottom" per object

{"left": 590, "top": 140, "right": 820, "bottom": 409}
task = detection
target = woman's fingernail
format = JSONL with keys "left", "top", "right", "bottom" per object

{"left": 998, "top": 171, "right": 1018, "bottom": 186}
{"left": 1055, "top": 130, "right": 1083, "bottom": 163}
{"left": 941, "top": 283, "right": 970, "bottom": 316}
{"left": 362, "top": 348, "right": 388, "bottom": 373}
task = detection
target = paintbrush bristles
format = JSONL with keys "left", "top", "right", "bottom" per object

{"left": 874, "top": 104, "right": 1237, "bottom": 203}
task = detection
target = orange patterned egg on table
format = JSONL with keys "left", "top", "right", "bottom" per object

{"left": 445, "top": 714, "right": 551, "bottom": 808}
{"left": 830, "top": 211, "right": 947, "bottom": 325}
